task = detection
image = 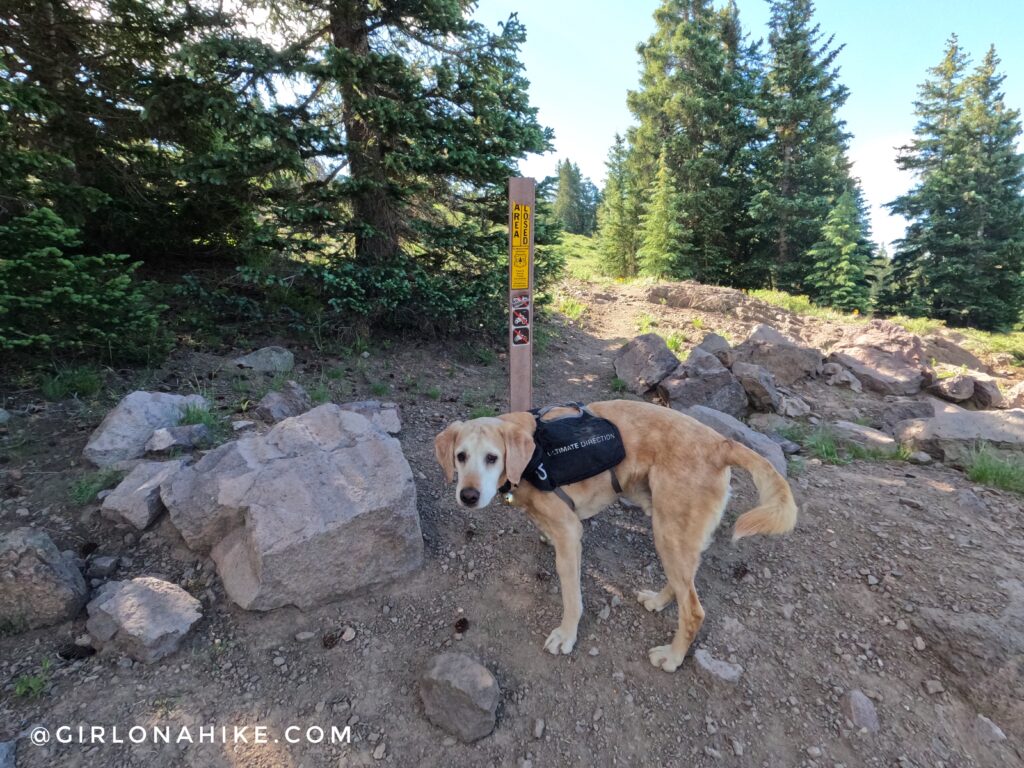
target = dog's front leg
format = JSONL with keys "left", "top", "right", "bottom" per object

{"left": 541, "top": 514, "right": 584, "bottom": 655}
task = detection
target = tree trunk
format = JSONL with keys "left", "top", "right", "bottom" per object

{"left": 330, "top": 0, "right": 402, "bottom": 265}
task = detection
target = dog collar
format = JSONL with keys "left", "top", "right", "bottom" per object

{"left": 499, "top": 480, "right": 515, "bottom": 505}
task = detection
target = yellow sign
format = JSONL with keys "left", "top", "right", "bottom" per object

{"left": 510, "top": 202, "right": 531, "bottom": 289}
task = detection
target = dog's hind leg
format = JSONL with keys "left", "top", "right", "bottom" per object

{"left": 646, "top": 528, "right": 704, "bottom": 672}
{"left": 644, "top": 470, "right": 718, "bottom": 672}
{"left": 636, "top": 584, "right": 674, "bottom": 612}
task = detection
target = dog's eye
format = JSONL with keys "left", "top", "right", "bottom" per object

{"left": 456, "top": 452, "right": 467, "bottom": 463}
{"left": 485, "top": 453, "right": 498, "bottom": 465}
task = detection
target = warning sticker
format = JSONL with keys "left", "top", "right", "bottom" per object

{"left": 512, "top": 327, "right": 531, "bottom": 346}
{"left": 512, "top": 308, "right": 529, "bottom": 328}
{"left": 510, "top": 202, "right": 531, "bottom": 290}
{"left": 511, "top": 294, "right": 530, "bottom": 310}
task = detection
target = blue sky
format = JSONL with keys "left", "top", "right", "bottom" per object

{"left": 473, "top": 0, "right": 1024, "bottom": 247}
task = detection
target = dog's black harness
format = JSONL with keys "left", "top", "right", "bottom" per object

{"left": 500, "top": 403, "right": 625, "bottom": 512}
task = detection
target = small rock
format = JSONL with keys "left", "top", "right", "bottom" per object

{"left": 730, "top": 738, "right": 744, "bottom": 756}
{"left": 975, "top": 714, "right": 1007, "bottom": 743}
{"left": 781, "top": 603, "right": 796, "bottom": 620}
{"left": 295, "top": 631, "right": 316, "bottom": 642}
{"left": 145, "top": 424, "right": 210, "bottom": 454}
{"left": 373, "top": 742, "right": 386, "bottom": 760}
{"left": 533, "top": 718, "right": 545, "bottom": 739}
{"left": 0, "top": 739, "right": 15, "bottom": 767}
{"left": 255, "top": 381, "right": 312, "bottom": 423}
{"left": 807, "top": 746, "right": 822, "bottom": 758}
{"left": 419, "top": 653, "right": 500, "bottom": 742}
{"left": 693, "top": 648, "right": 743, "bottom": 684}
{"left": 913, "top": 636, "right": 926, "bottom": 651}
{"left": 86, "top": 577, "right": 202, "bottom": 663}
{"left": 840, "top": 689, "right": 879, "bottom": 733}
{"left": 273, "top": 655, "right": 286, "bottom": 667}
{"left": 908, "top": 451, "right": 932, "bottom": 465}
{"left": 87, "top": 555, "right": 120, "bottom": 579}
{"left": 924, "top": 679, "right": 944, "bottom": 695}
{"left": 233, "top": 346, "right": 294, "bottom": 373}
{"left": 232, "top": 420, "right": 256, "bottom": 432}
{"left": 342, "top": 627, "right": 356, "bottom": 642}
{"left": 101, "top": 459, "right": 186, "bottom": 530}
{"left": 0, "top": 528, "right": 88, "bottom": 630}
{"left": 588, "top": 647, "right": 599, "bottom": 656}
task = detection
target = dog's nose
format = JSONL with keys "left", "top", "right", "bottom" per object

{"left": 460, "top": 488, "right": 481, "bottom": 506}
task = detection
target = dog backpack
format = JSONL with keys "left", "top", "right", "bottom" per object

{"left": 521, "top": 403, "right": 626, "bottom": 493}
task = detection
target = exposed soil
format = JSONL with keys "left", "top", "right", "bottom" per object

{"left": 2, "top": 280, "right": 1022, "bottom": 767}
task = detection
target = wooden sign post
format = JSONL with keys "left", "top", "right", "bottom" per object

{"left": 508, "top": 178, "right": 535, "bottom": 413}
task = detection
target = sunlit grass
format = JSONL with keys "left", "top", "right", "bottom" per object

{"left": 966, "top": 444, "right": 1024, "bottom": 494}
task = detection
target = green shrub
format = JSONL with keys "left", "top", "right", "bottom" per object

{"left": 0, "top": 209, "right": 164, "bottom": 361}
{"left": 966, "top": 444, "right": 1024, "bottom": 494}
{"left": 555, "top": 295, "right": 587, "bottom": 321}
{"left": 69, "top": 469, "right": 123, "bottom": 505}
{"left": 39, "top": 366, "right": 103, "bottom": 400}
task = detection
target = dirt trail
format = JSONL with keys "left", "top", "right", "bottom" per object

{"left": 1, "top": 280, "right": 1022, "bottom": 767}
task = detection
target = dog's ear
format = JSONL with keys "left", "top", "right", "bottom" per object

{"left": 434, "top": 421, "right": 462, "bottom": 483}
{"left": 501, "top": 421, "right": 535, "bottom": 486}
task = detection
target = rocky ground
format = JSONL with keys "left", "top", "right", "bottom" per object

{"left": 1, "top": 279, "right": 1023, "bottom": 768}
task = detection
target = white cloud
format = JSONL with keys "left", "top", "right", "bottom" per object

{"left": 848, "top": 133, "right": 916, "bottom": 250}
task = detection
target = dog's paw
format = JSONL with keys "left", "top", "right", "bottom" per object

{"left": 648, "top": 645, "right": 685, "bottom": 672}
{"left": 543, "top": 626, "right": 577, "bottom": 655}
{"left": 636, "top": 589, "right": 672, "bottom": 612}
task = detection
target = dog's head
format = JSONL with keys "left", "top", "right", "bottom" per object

{"left": 434, "top": 415, "right": 535, "bottom": 509}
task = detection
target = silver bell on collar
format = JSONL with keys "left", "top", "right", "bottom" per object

{"left": 502, "top": 489, "right": 516, "bottom": 505}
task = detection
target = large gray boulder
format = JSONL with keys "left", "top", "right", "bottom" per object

{"left": 895, "top": 403, "right": 1024, "bottom": 467}
{"left": 731, "top": 361, "right": 783, "bottom": 412}
{"left": 821, "top": 361, "right": 863, "bottom": 392}
{"left": 83, "top": 391, "right": 208, "bottom": 467}
{"left": 696, "top": 332, "right": 734, "bottom": 368}
{"left": 86, "top": 577, "right": 201, "bottom": 663}
{"left": 733, "top": 325, "right": 822, "bottom": 386}
{"left": 420, "top": 653, "right": 500, "bottom": 742}
{"left": 828, "top": 320, "right": 928, "bottom": 396}
{"left": 613, "top": 334, "right": 679, "bottom": 394}
{"left": 233, "top": 346, "right": 294, "bottom": 373}
{"left": 1007, "top": 382, "right": 1024, "bottom": 409}
{"left": 0, "top": 528, "right": 88, "bottom": 630}
{"left": 162, "top": 405, "right": 422, "bottom": 611}
{"left": 680, "top": 405, "right": 787, "bottom": 477}
{"left": 880, "top": 398, "right": 936, "bottom": 432}
{"left": 658, "top": 349, "right": 748, "bottom": 418}
{"left": 101, "top": 459, "right": 187, "bottom": 530}
{"left": 966, "top": 374, "right": 1003, "bottom": 411}
{"left": 928, "top": 374, "right": 975, "bottom": 403}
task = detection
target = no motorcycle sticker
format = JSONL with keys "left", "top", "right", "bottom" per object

{"left": 512, "top": 308, "right": 529, "bottom": 327}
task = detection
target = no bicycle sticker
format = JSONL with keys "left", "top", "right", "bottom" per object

{"left": 512, "top": 327, "right": 530, "bottom": 346}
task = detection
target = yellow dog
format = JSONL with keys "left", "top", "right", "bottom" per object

{"left": 435, "top": 399, "right": 797, "bottom": 672}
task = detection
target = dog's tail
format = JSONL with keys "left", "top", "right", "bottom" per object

{"left": 720, "top": 439, "right": 798, "bottom": 541}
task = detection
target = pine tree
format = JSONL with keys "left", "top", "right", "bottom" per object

{"left": 879, "top": 36, "right": 970, "bottom": 318}
{"left": 638, "top": 150, "right": 688, "bottom": 278}
{"left": 884, "top": 39, "right": 1024, "bottom": 329}
{"left": 552, "top": 160, "right": 598, "bottom": 235}
{"left": 597, "top": 135, "right": 642, "bottom": 277}
{"left": 751, "top": 0, "right": 861, "bottom": 292}
{"left": 806, "top": 188, "right": 874, "bottom": 312}
{"left": 627, "top": 0, "right": 761, "bottom": 284}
